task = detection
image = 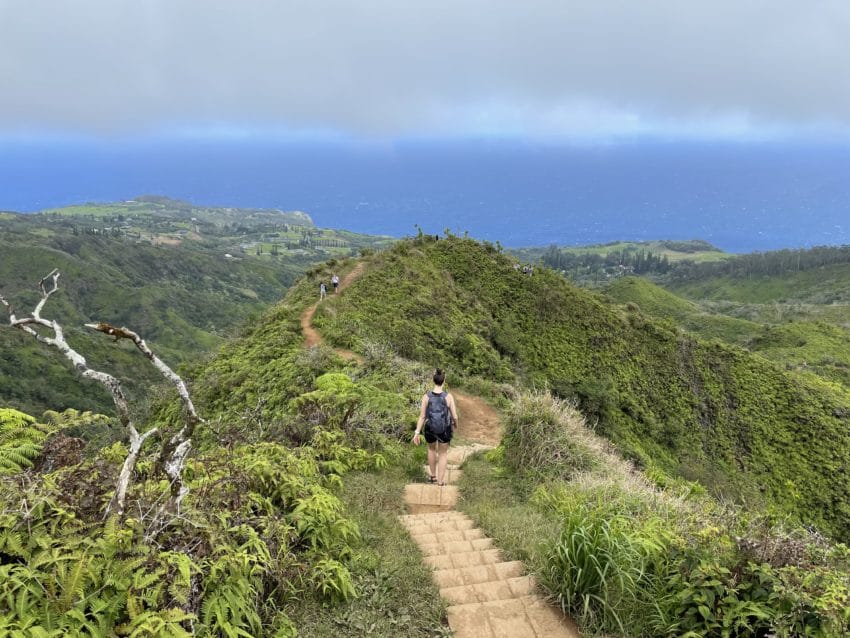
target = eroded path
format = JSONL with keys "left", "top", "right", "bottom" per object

{"left": 300, "top": 262, "right": 366, "bottom": 358}
{"left": 301, "top": 260, "right": 579, "bottom": 637}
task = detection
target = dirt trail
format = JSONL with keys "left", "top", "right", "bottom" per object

{"left": 300, "top": 262, "right": 366, "bottom": 358}
{"left": 453, "top": 391, "right": 502, "bottom": 447}
{"left": 299, "top": 260, "right": 578, "bottom": 636}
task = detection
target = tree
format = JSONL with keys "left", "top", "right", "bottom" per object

{"left": 0, "top": 270, "right": 202, "bottom": 516}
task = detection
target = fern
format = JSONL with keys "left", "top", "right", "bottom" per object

{"left": 0, "top": 408, "right": 50, "bottom": 475}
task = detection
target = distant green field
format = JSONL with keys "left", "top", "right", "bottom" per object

{"left": 40, "top": 204, "right": 132, "bottom": 218}
{"left": 512, "top": 239, "right": 730, "bottom": 264}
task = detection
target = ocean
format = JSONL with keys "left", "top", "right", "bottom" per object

{"left": 1, "top": 138, "right": 849, "bottom": 252}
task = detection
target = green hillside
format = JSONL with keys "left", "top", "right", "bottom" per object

{"left": 313, "top": 235, "right": 850, "bottom": 541}
{"left": 606, "top": 277, "right": 850, "bottom": 389}
{"left": 0, "top": 199, "right": 393, "bottom": 415}
{"left": 2, "top": 243, "right": 849, "bottom": 637}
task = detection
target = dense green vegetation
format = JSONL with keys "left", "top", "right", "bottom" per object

{"left": 0, "top": 198, "right": 393, "bottom": 416}
{"left": 0, "top": 262, "right": 451, "bottom": 636}
{"left": 460, "top": 394, "right": 850, "bottom": 637}
{"left": 511, "top": 239, "right": 728, "bottom": 286}
{"left": 315, "top": 235, "right": 850, "bottom": 541}
{"left": 606, "top": 277, "right": 850, "bottom": 388}
{"left": 3, "top": 233, "right": 850, "bottom": 637}
{"left": 668, "top": 245, "right": 850, "bottom": 289}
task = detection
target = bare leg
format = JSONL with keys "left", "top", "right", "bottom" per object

{"left": 436, "top": 442, "right": 450, "bottom": 485}
{"left": 427, "top": 442, "right": 437, "bottom": 480}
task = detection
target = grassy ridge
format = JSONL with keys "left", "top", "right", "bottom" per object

{"left": 315, "top": 236, "right": 850, "bottom": 541}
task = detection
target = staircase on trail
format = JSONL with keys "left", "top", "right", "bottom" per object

{"left": 301, "top": 259, "right": 580, "bottom": 637}
{"left": 401, "top": 445, "right": 580, "bottom": 638}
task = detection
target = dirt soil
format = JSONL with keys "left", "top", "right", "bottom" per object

{"left": 453, "top": 391, "right": 502, "bottom": 446}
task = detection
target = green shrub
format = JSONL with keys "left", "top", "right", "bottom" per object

{"left": 0, "top": 408, "right": 53, "bottom": 475}
{"left": 501, "top": 393, "right": 600, "bottom": 483}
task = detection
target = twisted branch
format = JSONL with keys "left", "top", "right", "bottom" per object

{"left": 86, "top": 322, "right": 203, "bottom": 508}
{"left": 1, "top": 271, "right": 165, "bottom": 516}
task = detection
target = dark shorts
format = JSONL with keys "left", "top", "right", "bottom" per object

{"left": 424, "top": 426, "right": 453, "bottom": 444}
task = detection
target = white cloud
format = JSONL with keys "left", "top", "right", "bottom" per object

{"left": 1, "top": 0, "right": 849, "bottom": 139}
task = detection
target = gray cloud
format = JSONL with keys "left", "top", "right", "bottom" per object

{"left": 1, "top": 0, "right": 849, "bottom": 138}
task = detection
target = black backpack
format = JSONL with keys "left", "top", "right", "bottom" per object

{"left": 425, "top": 391, "right": 452, "bottom": 436}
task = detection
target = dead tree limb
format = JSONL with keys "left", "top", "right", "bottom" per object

{"left": 1, "top": 271, "right": 158, "bottom": 516}
{"left": 86, "top": 322, "right": 204, "bottom": 508}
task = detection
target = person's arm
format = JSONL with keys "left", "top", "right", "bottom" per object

{"left": 448, "top": 394, "right": 459, "bottom": 430}
{"left": 413, "top": 394, "right": 428, "bottom": 444}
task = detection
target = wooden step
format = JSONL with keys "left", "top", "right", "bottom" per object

{"left": 417, "top": 537, "right": 494, "bottom": 557}
{"left": 422, "top": 465, "right": 464, "bottom": 484}
{"left": 447, "top": 595, "right": 580, "bottom": 638}
{"left": 423, "top": 548, "right": 503, "bottom": 570}
{"left": 441, "top": 575, "right": 537, "bottom": 605}
{"left": 433, "top": 561, "right": 525, "bottom": 588}
{"left": 403, "top": 483, "right": 459, "bottom": 511}
{"left": 404, "top": 518, "right": 478, "bottom": 535}
{"left": 410, "top": 527, "right": 485, "bottom": 545}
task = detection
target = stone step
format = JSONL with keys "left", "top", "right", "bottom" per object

{"left": 447, "top": 595, "right": 580, "bottom": 638}
{"left": 417, "top": 537, "right": 494, "bottom": 557}
{"left": 433, "top": 561, "right": 525, "bottom": 589}
{"left": 403, "top": 483, "right": 459, "bottom": 510}
{"left": 410, "top": 527, "right": 485, "bottom": 545}
{"left": 422, "top": 465, "right": 464, "bottom": 484}
{"left": 441, "top": 575, "right": 537, "bottom": 605}
{"left": 424, "top": 548, "right": 503, "bottom": 570}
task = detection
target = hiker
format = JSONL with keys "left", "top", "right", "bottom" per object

{"left": 413, "top": 368, "right": 458, "bottom": 486}
{"left": 331, "top": 273, "right": 340, "bottom": 293}
{"left": 319, "top": 282, "right": 327, "bottom": 300}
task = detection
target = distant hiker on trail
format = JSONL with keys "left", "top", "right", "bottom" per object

{"left": 319, "top": 282, "right": 327, "bottom": 300}
{"left": 331, "top": 273, "right": 340, "bottom": 293}
{"left": 413, "top": 368, "right": 458, "bottom": 486}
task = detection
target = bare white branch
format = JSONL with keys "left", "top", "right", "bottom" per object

{"left": 109, "top": 425, "right": 159, "bottom": 518}
{"left": 85, "top": 322, "right": 203, "bottom": 505}
{"left": 33, "top": 269, "right": 60, "bottom": 319}
{"left": 2, "top": 270, "right": 156, "bottom": 517}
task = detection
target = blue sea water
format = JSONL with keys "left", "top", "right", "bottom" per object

{"left": 1, "top": 138, "right": 849, "bottom": 252}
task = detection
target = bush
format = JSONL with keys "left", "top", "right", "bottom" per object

{"left": 501, "top": 393, "right": 601, "bottom": 483}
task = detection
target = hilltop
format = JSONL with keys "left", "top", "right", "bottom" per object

{"left": 0, "top": 197, "right": 393, "bottom": 415}
{"left": 312, "top": 234, "right": 850, "bottom": 541}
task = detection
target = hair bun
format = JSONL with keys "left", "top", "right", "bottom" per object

{"left": 435, "top": 368, "right": 443, "bottom": 375}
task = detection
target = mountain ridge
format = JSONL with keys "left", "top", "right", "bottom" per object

{"left": 311, "top": 234, "right": 850, "bottom": 541}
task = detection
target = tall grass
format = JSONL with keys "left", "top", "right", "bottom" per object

{"left": 468, "top": 390, "right": 850, "bottom": 638}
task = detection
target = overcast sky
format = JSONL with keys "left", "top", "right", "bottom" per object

{"left": 1, "top": 0, "right": 849, "bottom": 141}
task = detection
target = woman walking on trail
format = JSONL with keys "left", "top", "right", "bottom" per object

{"left": 319, "top": 281, "right": 327, "bottom": 300}
{"left": 413, "top": 369, "right": 458, "bottom": 486}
